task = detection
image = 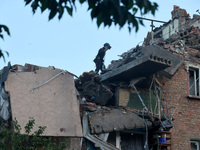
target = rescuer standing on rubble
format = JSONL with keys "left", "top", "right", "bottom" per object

{"left": 93, "top": 43, "right": 111, "bottom": 74}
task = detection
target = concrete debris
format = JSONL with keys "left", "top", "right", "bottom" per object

{"left": 75, "top": 71, "right": 113, "bottom": 106}
{"left": 88, "top": 108, "right": 152, "bottom": 134}
{"left": 101, "top": 45, "right": 175, "bottom": 82}
{"left": 10, "top": 63, "right": 42, "bottom": 72}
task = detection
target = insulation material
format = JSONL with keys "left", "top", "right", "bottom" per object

{"left": 0, "top": 87, "right": 10, "bottom": 121}
{"left": 118, "top": 88, "right": 157, "bottom": 112}
{"left": 5, "top": 67, "right": 83, "bottom": 137}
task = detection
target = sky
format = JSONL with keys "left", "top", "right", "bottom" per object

{"left": 0, "top": 0, "right": 200, "bottom": 77}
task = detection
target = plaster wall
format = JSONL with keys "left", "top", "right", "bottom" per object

{"left": 5, "top": 68, "right": 83, "bottom": 137}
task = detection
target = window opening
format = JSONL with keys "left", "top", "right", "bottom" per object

{"left": 189, "top": 68, "right": 199, "bottom": 96}
{"left": 191, "top": 140, "right": 200, "bottom": 150}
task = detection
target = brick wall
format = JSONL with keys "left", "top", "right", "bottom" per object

{"left": 118, "top": 88, "right": 131, "bottom": 106}
{"left": 160, "top": 64, "right": 200, "bottom": 150}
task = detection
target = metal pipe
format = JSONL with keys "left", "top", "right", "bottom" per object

{"left": 135, "top": 16, "right": 167, "bottom": 23}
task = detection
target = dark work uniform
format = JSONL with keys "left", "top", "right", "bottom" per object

{"left": 93, "top": 47, "right": 106, "bottom": 73}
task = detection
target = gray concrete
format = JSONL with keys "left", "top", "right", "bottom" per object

{"left": 88, "top": 109, "right": 152, "bottom": 134}
{"left": 101, "top": 45, "right": 179, "bottom": 81}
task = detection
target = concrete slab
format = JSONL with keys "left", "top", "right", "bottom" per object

{"left": 5, "top": 67, "right": 83, "bottom": 137}
{"left": 88, "top": 109, "right": 152, "bottom": 134}
{"left": 101, "top": 45, "right": 177, "bottom": 82}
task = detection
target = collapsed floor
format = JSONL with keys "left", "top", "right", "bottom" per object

{"left": 75, "top": 44, "right": 178, "bottom": 149}
{"left": 0, "top": 55, "right": 175, "bottom": 150}
{"left": 0, "top": 43, "right": 179, "bottom": 150}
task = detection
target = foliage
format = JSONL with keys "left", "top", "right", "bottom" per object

{"left": 24, "top": 0, "right": 158, "bottom": 32}
{"left": 0, "top": 0, "right": 158, "bottom": 62}
{"left": 0, "top": 118, "right": 70, "bottom": 150}
{"left": 0, "top": 24, "right": 10, "bottom": 62}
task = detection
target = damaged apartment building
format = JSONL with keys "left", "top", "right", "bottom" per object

{"left": 0, "top": 5, "right": 200, "bottom": 150}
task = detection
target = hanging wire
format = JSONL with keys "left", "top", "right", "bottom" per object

{"left": 155, "top": 85, "right": 176, "bottom": 121}
{"left": 142, "top": 107, "right": 149, "bottom": 150}
{"left": 131, "top": 83, "right": 148, "bottom": 111}
{"left": 149, "top": 75, "right": 155, "bottom": 114}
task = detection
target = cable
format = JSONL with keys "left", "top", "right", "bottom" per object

{"left": 130, "top": 83, "right": 148, "bottom": 111}
{"left": 30, "top": 70, "right": 67, "bottom": 93}
{"left": 143, "top": 108, "right": 148, "bottom": 150}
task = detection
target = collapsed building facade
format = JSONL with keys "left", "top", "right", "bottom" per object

{"left": 0, "top": 5, "right": 200, "bottom": 150}
{"left": 76, "top": 5, "right": 200, "bottom": 150}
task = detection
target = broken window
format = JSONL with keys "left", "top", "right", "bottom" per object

{"left": 191, "top": 140, "right": 200, "bottom": 150}
{"left": 189, "top": 67, "right": 200, "bottom": 97}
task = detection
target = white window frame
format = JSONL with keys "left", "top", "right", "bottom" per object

{"left": 187, "top": 62, "right": 200, "bottom": 99}
{"left": 189, "top": 67, "right": 200, "bottom": 97}
{"left": 191, "top": 140, "right": 200, "bottom": 150}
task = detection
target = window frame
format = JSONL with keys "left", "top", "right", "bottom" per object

{"left": 189, "top": 67, "right": 199, "bottom": 97}
{"left": 191, "top": 140, "right": 200, "bottom": 150}
{"left": 187, "top": 63, "right": 200, "bottom": 99}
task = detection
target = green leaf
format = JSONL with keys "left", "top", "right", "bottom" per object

{"left": 79, "top": 0, "right": 86, "bottom": 4}
{"left": 0, "top": 25, "right": 10, "bottom": 36}
{"left": 23, "top": 0, "right": 158, "bottom": 33}
{"left": 31, "top": 1, "right": 39, "bottom": 13}
{"left": 5, "top": 51, "right": 9, "bottom": 57}
{"left": 49, "top": 9, "right": 57, "bottom": 20}
{"left": 1, "top": 25, "right": 10, "bottom": 36}
{"left": 25, "top": 117, "right": 35, "bottom": 134}
{"left": 132, "top": 7, "right": 138, "bottom": 15}
{"left": 0, "top": 49, "right": 9, "bottom": 62}
{"left": 97, "top": 17, "right": 102, "bottom": 27}
{"left": 40, "top": 0, "right": 48, "bottom": 12}
{"left": 118, "top": 6, "right": 128, "bottom": 27}
{"left": 66, "top": 6, "right": 73, "bottom": 16}
{"left": 121, "top": 0, "right": 133, "bottom": 10}
{"left": 58, "top": 5, "right": 64, "bottom": 19}
{"left": 25, "top": 0, "right": 32, "bottom": 5}
{"left": 0, "top": 49, "right": 6, "bottom": 62}
{"left": 0, "top": 34, "right": 3, "bottom": 40}
{"left": 47, "top": 1, "right": 58, "bottom": 20}
{"left": 134, "top": 19, "right": 139, "bottom": 32}
{"left": 139, "top": 19, "right": 144, "bottom": 26}
{"left": 128, "top": 26, "right": 131, "bottom": 33}
{"left": 127, "top": 0, "right": 134, "bottom": 10}
{"left": 88, "top": 0, "right": 96, "bottom": 10}
{"left": 91, "top": 5, "right": 101, "bottom": 20}
{"left": 151, "top": 3, "right": 158, "bottom": 15}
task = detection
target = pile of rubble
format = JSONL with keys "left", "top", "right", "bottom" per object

{"left": 75, "top": 71, "right": 114, "bottom": 106}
